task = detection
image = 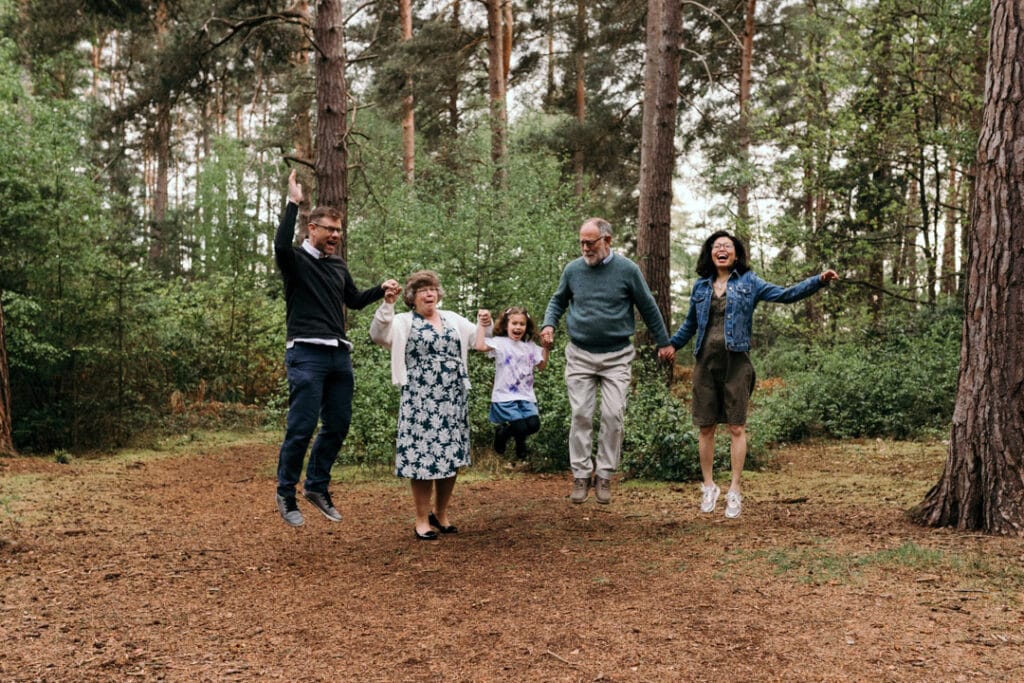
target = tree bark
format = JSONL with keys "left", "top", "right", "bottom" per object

{"left": 940, "top": 162, "right": 960, "bottom": 296}
{"left": 486, "top": 0, "right": 508, "bottom": 188}
{"left": 148, "top": 0, "right": 171, "bottom": 273}
{"left": 736, "top": 0, "right": 756, "bottom": 241}
{"left": 636, "top": 0, "right": 682, "bottom": 344}
{"left": 573, "top": 0, "right": 586, "bottom": 197}
{"left": 400, "top": 0, "right": 415, "bottom": 184}
{"left": 448, "top": 0, "right": 461, "bottom": 132}
{"left": 314, "top": 0, "right": 349, "bottom": 257}
{"left": 290, "top": 0, "right": 313, "bottom": 244}
{"left": 911, "top": 0, "right": 1024, "bottom": 535}
{"left": 0, "top": 294, "right": 14, "bottom": 455}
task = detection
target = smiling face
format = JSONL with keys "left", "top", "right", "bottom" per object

{"left": 579, "top": 222, "right": 611, "bottom": 266}
{"left": 412, "top": 285, "right": 440, "bottom": 316}
{"left": 308, "top": 218, "right": 342, "bottom": 255}
{"left": 711, "top": 236, "right": 737, "bottom": 272}
{"left": 505, "top": 313, "right": 528, "bottom": 341}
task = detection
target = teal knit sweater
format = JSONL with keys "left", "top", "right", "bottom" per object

{"left": 542, "top": 254, "right": 670, "bottom": 353}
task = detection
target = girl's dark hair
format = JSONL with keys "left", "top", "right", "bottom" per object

{"left": 695, "top": 230, "right": 749, "bottom": 278}
{"left": 402, "top": 270, "right": 444, "bottom": 309}
{"left": 494, "top": 306, "right": 536, "bottom": 341}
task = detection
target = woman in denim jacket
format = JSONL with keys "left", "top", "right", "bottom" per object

{"left": 668, "top": 231, "right": 838, "bottom": 518}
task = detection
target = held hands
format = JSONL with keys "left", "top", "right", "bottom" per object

{"left": 382, "top": 279, "right": 402, "bottom": 304}
{"left": 539, "top": 326, "right": 554, "bottom": 349}
{"left": 287, "top": 169, "right": 303, "bottom": 205}
{"left": 477, "top": 309, "right": 493, "bottom": 327}
{"left": 820, "top": 269, "right": 839, "bottom": 283}
{"left": 657, "top": 346, "right": 676, "bottom": 363}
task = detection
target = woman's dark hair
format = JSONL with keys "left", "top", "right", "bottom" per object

{"left": 695, "top": 230, "right": 749, "bottom": 278}
{"left": 402, "top": 270, "right": 444, "bottom": 309}
{"left": 494, "top": 306, "right": 536, "bottom": 341}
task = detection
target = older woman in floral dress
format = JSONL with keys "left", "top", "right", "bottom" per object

{"left": 370, "top": 270, "right": 491, "bottom": 540}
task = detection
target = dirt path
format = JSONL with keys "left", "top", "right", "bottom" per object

{"left": 2, "top": 439, "right": 1022, "bottom": 682}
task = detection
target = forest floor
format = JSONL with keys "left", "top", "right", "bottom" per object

{"left": 2, "top": 432, "right": 1023, "bottom": 682}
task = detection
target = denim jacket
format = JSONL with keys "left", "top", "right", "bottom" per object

{"left": 669, "top": 270, "right": 827, "bottom": 356}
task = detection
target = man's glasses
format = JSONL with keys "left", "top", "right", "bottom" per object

{"left": 312, "top": 223, "right": 342, "bottom": 236}
{"left": 580, "top": 237, "right": 607, "bottom": 248}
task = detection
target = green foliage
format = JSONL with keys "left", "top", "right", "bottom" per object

{"left": 751, "top": 304, "right": 960, "bottom": 442}
{"left": 620, "top": 357, "right": 699, "bottom": 481}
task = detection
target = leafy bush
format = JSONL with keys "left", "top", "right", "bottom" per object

{"left": 750, "top": 304, "right": 960, "bottom": 442}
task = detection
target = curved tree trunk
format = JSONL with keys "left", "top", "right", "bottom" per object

{"left": 314, "top": 0, "right": 349, "bottom": 258}
{"left": 911, "top": 0, "right": 1024, "bottom": 535}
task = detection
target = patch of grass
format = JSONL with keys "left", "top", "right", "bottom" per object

{"left": 718, "top": 540, "right": 1024, "bottom": 590}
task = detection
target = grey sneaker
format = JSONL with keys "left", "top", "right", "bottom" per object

{"left": 303, "top": 490, "right": 342, "bottom": 522}
{"left": 276, "top": 494, "right": 304, "bottom": 527}
{"left": 570, "top": 477, "right": 591, "bottom": 504}
{"left": 724, "top": 490, "right": 743, "bottom": 519}
{"left": 594, "top": 476, "right": 612, "bottom": 504}
{"left": 700, "top": 483, "right": 721, "bottom": 513}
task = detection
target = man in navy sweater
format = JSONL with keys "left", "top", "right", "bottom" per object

{"left": 274, "top": 170, "right": 399, "bottom": 527}
{"left": 541, "top": 218, "right": 675, "bottom": 505}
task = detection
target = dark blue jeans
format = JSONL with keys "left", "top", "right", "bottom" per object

{"left": 276, "top": 344, "right": 354, "bottom": 498}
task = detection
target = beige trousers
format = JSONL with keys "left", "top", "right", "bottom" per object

{"left": 564, "top": 342, "right": 635, "bottom": 480}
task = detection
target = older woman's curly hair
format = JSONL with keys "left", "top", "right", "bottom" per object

{"left": 402, "top": 270, "right": 445, "bottom": 309}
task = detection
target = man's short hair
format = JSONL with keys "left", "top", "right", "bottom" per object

{"left": 309, "top": 205, "right": 342, "bottom": 225}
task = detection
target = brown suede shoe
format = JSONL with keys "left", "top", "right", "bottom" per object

{"left": 570, "top": 477, "right": 591, "bottom": 504}
{"left": 594, "top": 476, "right": 612, "bottom": 504}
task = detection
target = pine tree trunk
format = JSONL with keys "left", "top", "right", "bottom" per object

{"left": 636, "top": 0, "right": 681, "bottom": 346}
{"left": 486, "top": 0, "right": 508, "bottom": 188}
{"left": 400, "top": 0, "right": 415, "bottom": 184}
{"left": 314, "top": 0, "right": 349, "bottom": 258}
{"left": 736, "top": 0, "right": 755, "bottom": 241}
{"left": 910, "top": 0, "right": 1024, "bottom": 535}
{"left": 290, "top": 0, "right": 313, "bottom": 244}
{"left": 573, "top": 0, "right": 586, "bottom": 197}
{"left": 0, "top": 294, "right": 14, "bottom": 455}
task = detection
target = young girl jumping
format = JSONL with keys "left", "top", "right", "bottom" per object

{"left": 475, "top": 306, "right": 549, "bottom": 458}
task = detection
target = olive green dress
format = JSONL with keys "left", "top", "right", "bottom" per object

{"left": 691, "top": 292, "right": 756, "bottom": 426}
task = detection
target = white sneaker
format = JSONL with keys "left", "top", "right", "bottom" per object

{"left": 700, "top": 483, "right": 720, "bottom": 513}
{"left": 725, "top": 490, "right": 743, "bottom": 519}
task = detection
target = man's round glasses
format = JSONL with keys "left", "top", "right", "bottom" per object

{"left": 580, "top": 237, "right": 606, "bottom": 248}
{"left": 312, "top": 223, "right": 342, "bottom": 236}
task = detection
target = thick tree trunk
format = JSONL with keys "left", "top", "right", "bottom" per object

{"left": 400, "top": 0, "right": 415, "bottom": 184}
{"left": 314, "top": 0, "right": 349, "bottom": 257}
{"left": 486, "top": 0, "right": 508, "bottom": 188}
{"left": 636, "top": 0, "right": 682, "bottom": 343}
{"left": 0, "top": 295, "right": 14, "bottom": 455}
{"left": 911, "top": 0, "right": 1024, "bottom": 535}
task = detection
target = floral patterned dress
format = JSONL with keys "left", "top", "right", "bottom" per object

{"left": 395, "top": 314, "right": 471, "bottom": 479}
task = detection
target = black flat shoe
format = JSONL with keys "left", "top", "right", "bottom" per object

{"left": 428, "top": 512, "right": 458, "bottom": 534}
{"left": 415, "top": 528, "right": 439, "bottom": 541}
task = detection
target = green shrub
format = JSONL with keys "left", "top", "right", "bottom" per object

{"left": 750, "top": 304, "right": 960, "bottom": 442}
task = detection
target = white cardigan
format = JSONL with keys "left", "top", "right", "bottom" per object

{"left": 370, "top": 301, "right": 484, "bottom": 387}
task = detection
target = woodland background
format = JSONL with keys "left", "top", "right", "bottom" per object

{"left": 0, "top": 0, "right": 983, "bottom": 478}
